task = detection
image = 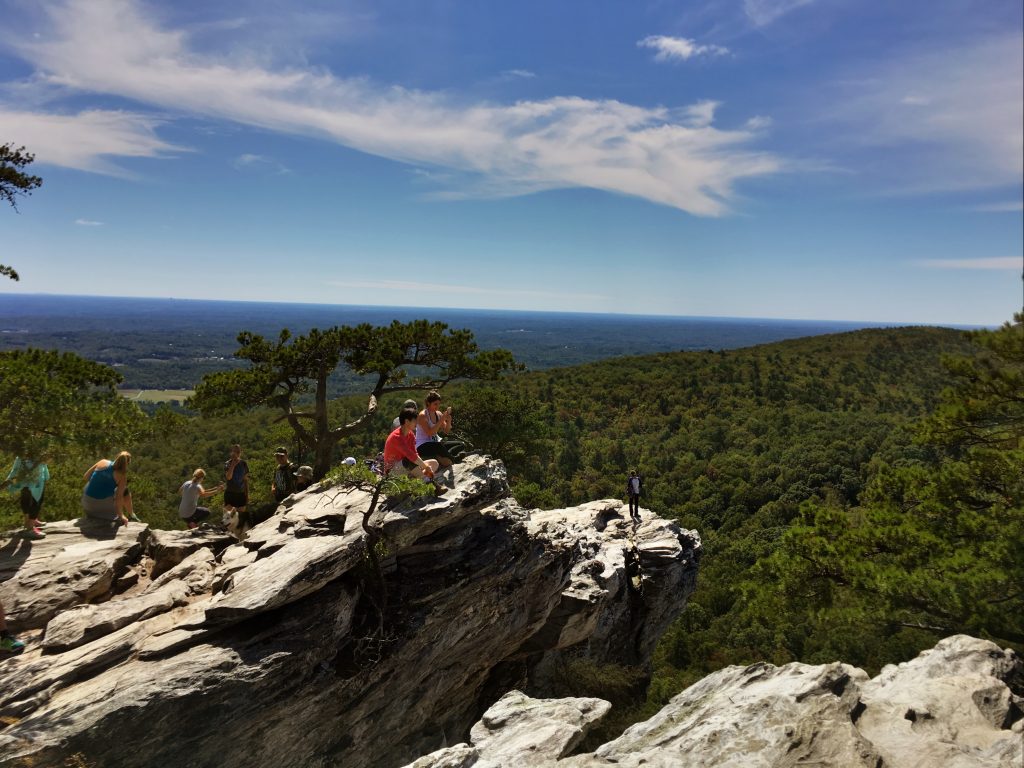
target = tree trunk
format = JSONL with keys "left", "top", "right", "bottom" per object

{"left": 312, "top": 364, "right": 335, "bottom": 479}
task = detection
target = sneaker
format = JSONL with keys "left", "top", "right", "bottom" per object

{"left": 129, "top": 513, "right": 141, "bottom": 523}
{"left": 0, "top": 635, "right": 25, "bottom": 655}
{"left": 22, "top": 527, "right": 46, "bottom": 540}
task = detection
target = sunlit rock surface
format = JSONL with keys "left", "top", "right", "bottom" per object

{"left": 0, "top": 455, "right": 700, "bottom": 768}
{"left": 411, "top": 635, "right": 1022, "bottom": 768}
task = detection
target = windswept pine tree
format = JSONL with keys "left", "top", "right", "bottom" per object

{"left": 189, "top": 321, "right": 521, "bottom": 479}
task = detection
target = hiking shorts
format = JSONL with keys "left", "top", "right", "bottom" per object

{"left": 224, "top": 490, "right": 248, "bottom": 509}
{"left": 20, "top": 488, "right": 43, "bottom": 518}
{"left": 81, "top": 492, "right": 118, "bottom": 521}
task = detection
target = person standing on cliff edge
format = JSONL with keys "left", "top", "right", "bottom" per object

{"left": 626, "top": 469, "right": 643, "bottom": 523}
{"left": 223, "top": 444, "right": 250, "bottom": 530}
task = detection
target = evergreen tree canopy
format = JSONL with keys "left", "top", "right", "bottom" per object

{"left": 1, "top": 142, "right": 44, "bottom": 280}
{"left": 189, "top": 320, "right": 521, "bottom": 478}
{"left": 0, "top": 349, "right": 145, "bottom": 459}
{"left": 746, "top": 316, "right": 1024, "bottom": 656}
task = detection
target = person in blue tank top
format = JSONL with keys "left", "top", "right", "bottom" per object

{"left": 81, "top": 451, "right": 134, "bottom": 526}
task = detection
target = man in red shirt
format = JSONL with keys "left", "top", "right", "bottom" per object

{"left": 384, "top": 408, "right": 445, "bottom": 493}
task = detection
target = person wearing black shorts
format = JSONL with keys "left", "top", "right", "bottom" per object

{"left": 223, "top": 444, "right": 250, "bottom": 529}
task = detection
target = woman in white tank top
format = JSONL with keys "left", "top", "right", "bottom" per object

{"left": 416, "top": 391, "right": 454, "bottom": 467}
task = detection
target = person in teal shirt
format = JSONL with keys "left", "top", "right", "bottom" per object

{"left": 3, "top": 457, "right": 49, "bottom": 540}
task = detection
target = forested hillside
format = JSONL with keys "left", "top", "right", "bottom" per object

{"left": 4, "top": 322, "right": 1019, "bottom": 740}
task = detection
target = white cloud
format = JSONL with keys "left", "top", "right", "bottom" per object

{"left": 232, "top": 153, "right": 290, "bottom": 174}
{"left": 832, "top": 33, "right": 1023, "bottom": 193}
{"left": 970, "top": 201, "right": 1023, "bottom": 213}
{"left": 638, "top": 35, "right": 729, "bottom": 62}
{"left": 916, "top": 257, "right": 1021, "bottom": 270}
{"left": 500, "top": 69, "right": 536, "bottom": 80}
{"left": 74, "top": 218, "right": 103, "bottom": 226}
{"left": 1, "top": 0, "right": 781, "bottom": 216}
{"left": 745, "top": 115, "right": 772, "bottom": 130}
{"left": 0, "top": 108, "right": 182, "bottom": 175}
{"left": 743, "top": 0, "right": 815, "bottom": 27}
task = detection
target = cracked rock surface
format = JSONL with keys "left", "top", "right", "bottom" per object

{"left": 0, "top": 455, "right": 700, "bottom": 768}
{"left": 410, "top": 635, "right": 1022, "bottom": 768}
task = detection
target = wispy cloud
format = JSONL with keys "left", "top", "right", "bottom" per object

{"left": 638, "top": 35, "right": 729, "bottom": 62}
{"left": 232, "top": 153, "right": 290, "bottom": 174}
{"left": 74, "top": 218, "right": 103, "bottom": 226}
{"left": 970, "top": 201, "right": 1023, "bottom": 213}
{"left": 0, "top": 0, "right": 782, "bottom": 216}
{"left": 0, "top": 108, "right": 182, "bottom": 175}
{"left": 743, "top": 0, "right": 816, "bottom": 27}
{"left": 328, "top": 278, "right": 607, "bottom": 302}
{"left": 500, "top": 69, "right": 536, "bottom": 80}
{"left": 915, "top": 257, "right": 1021, "bottom": 270}
{"left": 830, "top": 33, "right": 1023, "bottom": 194}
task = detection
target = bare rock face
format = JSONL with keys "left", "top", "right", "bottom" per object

{"left": 0, "top": 455, "right": 700, "bottom": 768}
{"left": 0, "top": 520, "right": 148, "bottom": 630}
{"left": 411, "top": 635, "right": 1022, "bottom": 768}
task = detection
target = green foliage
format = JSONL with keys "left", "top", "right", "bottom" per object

{"left": 462, "top": 325, "right": 991, "bottom": 718}
{"left": 1, "top": 142, "right": 43, "bottom": 280}
{"left": 5, "top": 319, "right": 1013, "bottom": 731}
{"left": 450, "top": 384, "right": 551, "bottom": 475}
{"left": 1, "top": 143, "right": 42, "bottom": 212}
{"left": 190, "top": 321, "right": 521, "bottom": 478}
{"left": 0, "top": 349, "right": 144, "bottom": 459}
{"left": 742, "top": 316, "right": 1024, "bottom": 668}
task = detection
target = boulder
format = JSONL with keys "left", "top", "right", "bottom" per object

{"left": 39, "top": 549, "right": 217, "bottom": 652}
{"left": 412, "top": 635, "right": 1022, "bottom": 768}
{"left": 147, "top": 528, "right": 235, "bottom": 578}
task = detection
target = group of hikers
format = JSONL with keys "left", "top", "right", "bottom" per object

{"left": 0, "top": 389, "right": 646, "bottom": 656}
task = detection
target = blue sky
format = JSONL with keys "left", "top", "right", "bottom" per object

{"left": 0, "top": 0, "right": 1020, "bottom": 324}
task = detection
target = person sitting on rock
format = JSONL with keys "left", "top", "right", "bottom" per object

{"left": 384, "top": 408, "right": 446, "bottom": 495}
{"left": 415, "top": 391, "right": 456, "bottom": 469}
{"left": 82, "top": 451, "right": 134, "bottom": 527}
{"left": 271, "top": 446, "right": 296, "bottom": 503}
{"left": 178, "top": 468, "right": 224, "bottom": 530}
{"left": 293, "top": 465, "right": 315, "bottom": 493}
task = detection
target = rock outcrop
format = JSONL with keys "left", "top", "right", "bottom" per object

{"left": 0, "top": 455, "right": 700, "bottom": 768}
{"left": 411, "top": 635, "right": 1022, "bottom": 768}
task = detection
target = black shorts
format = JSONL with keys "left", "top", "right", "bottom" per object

{"left": 183, "top": 506, "right": 211, "bottom": 523}
{"left": 416, "top": 442, "right": 450, "bottom": 461}
{"left": 224, "top": 490, "right": 248, "bottom": 509}
{"left": 20, "top": 487, "right": 43, "bottom": 517}
{"left": 402, "top": 458, "right": 416, "bottom": 469}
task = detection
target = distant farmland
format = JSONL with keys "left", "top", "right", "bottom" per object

{"left": 120, "top": 389, "right": 195, "bottom": 403}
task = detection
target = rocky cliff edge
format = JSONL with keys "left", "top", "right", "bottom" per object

{"left": 0, "top": 455, "right": 701, "bottom": 768}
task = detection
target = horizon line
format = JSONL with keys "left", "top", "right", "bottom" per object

{"left": 0, "top": 290, "right": 997, "bottom": 330}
